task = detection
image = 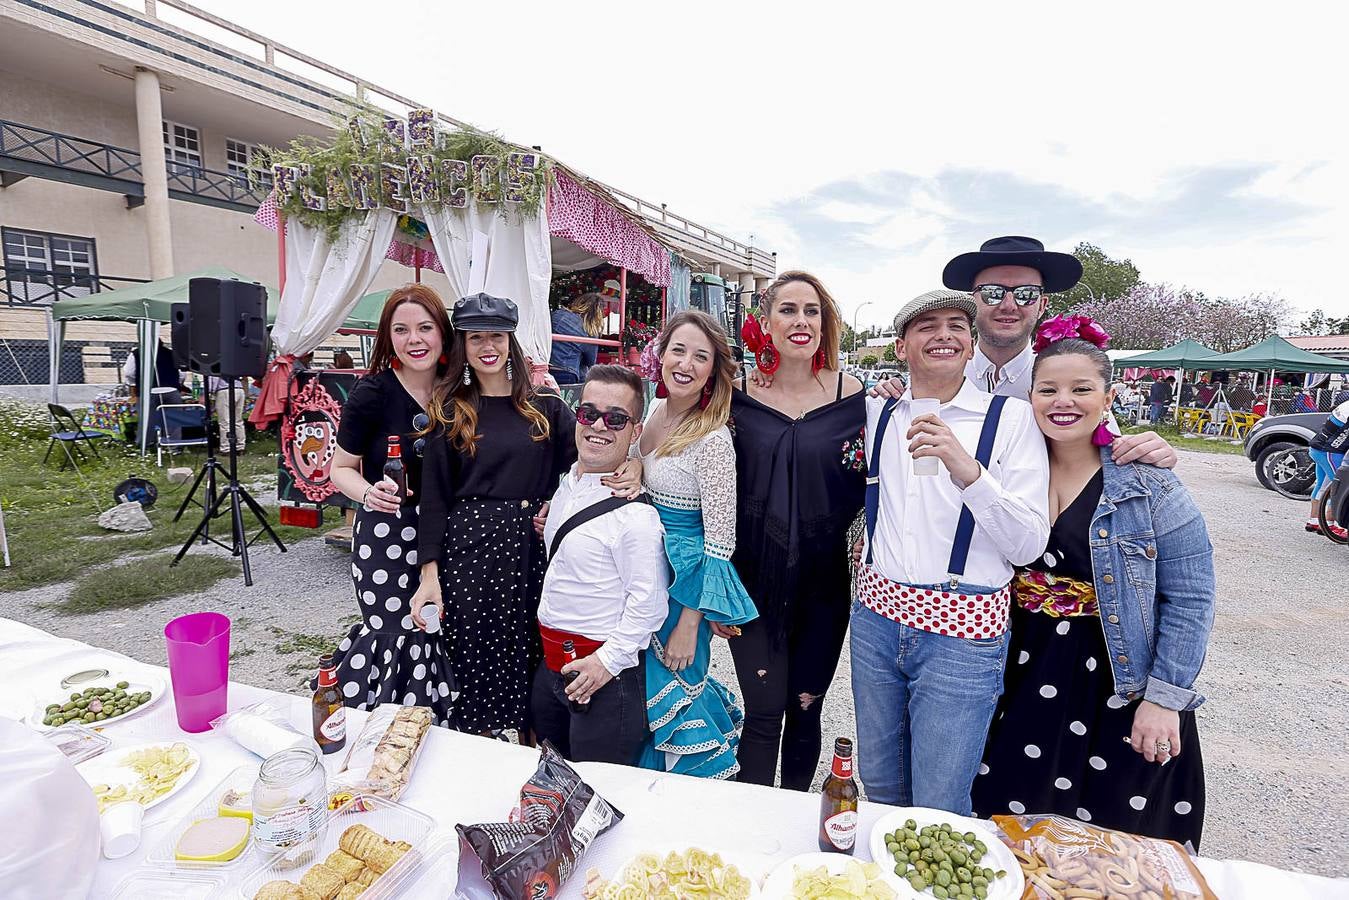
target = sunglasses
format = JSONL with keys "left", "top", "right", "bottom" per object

{"left": 975, "top": 284, "right": 1045, "bottom": 307}
{"left": 411, "top": 412, "right": 429, "bottom": 457}
{"left": 574, "top": 403, "right": 634, "bottom": 430}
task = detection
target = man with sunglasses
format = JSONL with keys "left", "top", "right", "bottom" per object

{"left": 532, "top": 365, "right": 669, "bottom": 765}
{"left": 940, "top": 236, "right": 1176, "bottom": 468}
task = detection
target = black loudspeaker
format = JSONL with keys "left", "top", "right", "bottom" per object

{"left": 170, "top": 303, "right": 191, "bottom": 369}
{"left": 188, "top": 278, "right": 268, "bottom": 379}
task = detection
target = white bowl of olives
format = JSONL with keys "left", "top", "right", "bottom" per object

{"left": 32, "top": 673, "right": 164, "bottom": 730}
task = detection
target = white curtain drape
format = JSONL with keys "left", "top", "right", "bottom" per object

{"left": 419, "top": 204, "right": 552, "bottom": 365}
{"left": 271, "top": 210, "right": 399, "bottom": 357}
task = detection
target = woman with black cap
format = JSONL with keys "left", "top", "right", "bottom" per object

{"left": 410, "top": 293, "right": 640, "bottom": 737}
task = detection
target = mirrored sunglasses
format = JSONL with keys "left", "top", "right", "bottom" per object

{"left": 975, "top": 284, "right": 1045, "bottom": 307}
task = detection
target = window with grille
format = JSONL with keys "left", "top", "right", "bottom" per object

{"left": 162, "top": 120, "right": 202, "bottom": 174}
{"left": 225, "top": 138, "right": 271, "bottom": 188}
{"left": 2, "top": 228, "right": 99, "bottom": 305}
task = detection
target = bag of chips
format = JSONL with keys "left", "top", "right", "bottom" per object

{"left": 456, "top": 742, "right": 623, "bottom": 899}
{"left": 992, "top": 814, "right": 1217, "bottom": 900}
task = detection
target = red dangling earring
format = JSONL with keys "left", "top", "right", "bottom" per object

{"left": 756, "top": 335, "right": 780, "bottom": 374}
{"left": 390, "top": 357, "right": 402, "bottom": 370}
{"left": 1092, "top": 413, "right": 1116, "bottom": 447}
{"left": 811, "top": 347, "right": 827, "bottom": 374}
{"left": 438, "top": 353, "right": 448, "bottom": 365}
{"left": 655, "top": 377, "right": 669, "bottom": 399}
{"left": 699, "top": 381, "right": 712, "bottom": 410}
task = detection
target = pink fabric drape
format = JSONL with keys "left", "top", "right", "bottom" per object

{"left": 547, "top": 171, "right": 672, "bottom": 288}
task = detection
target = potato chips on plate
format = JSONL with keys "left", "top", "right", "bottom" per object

{"left": 77, "top": 741, "right": 200, "bottom": 814}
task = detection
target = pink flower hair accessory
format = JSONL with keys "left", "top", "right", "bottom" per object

{"left": 1033, "top": 314, "right": 1111, "bottom": 353}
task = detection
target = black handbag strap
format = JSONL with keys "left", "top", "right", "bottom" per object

{"left": 548, "top": 494, "right": 652, "bottom": 560}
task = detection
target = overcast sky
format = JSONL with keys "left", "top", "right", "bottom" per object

{"left": 200, "top": 0, "right": 1347, "bottom": 328}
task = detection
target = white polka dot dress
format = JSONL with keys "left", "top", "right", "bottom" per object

{"left": 328, "top": 506, "right": 458, "bottom": 727}
{"left": 971, "top": 470, "right": 1204, "bottom": 848}
{"left": 438, "top": 497, "right": 548, "bottom": 734}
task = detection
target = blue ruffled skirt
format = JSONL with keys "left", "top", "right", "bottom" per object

{"left": 638, "top": 504, "right": 758, "bottom": 780}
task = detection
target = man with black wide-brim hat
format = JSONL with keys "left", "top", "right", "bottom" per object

{"left": 931, "top": 235, "right": 1175, "bottom": 467}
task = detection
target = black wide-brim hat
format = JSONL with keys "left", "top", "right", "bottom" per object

{"left": 942, "top": 236, "right": 1083, "bottom": 294}
{"left": 452, "top": 292, "right": 519, "bottom": 332}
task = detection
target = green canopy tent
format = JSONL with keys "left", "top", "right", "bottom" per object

{"left": 1111, "top": 339, "right": 1219, "bottom": 421}
{"left": 49, "top": 272, "right": 394, "bottom": 453}
{"left": 49, "top": 267, "right": 279, "bottom": 454}
{"left": 1201, "top": 335, "right": 1349, "bottom": 410}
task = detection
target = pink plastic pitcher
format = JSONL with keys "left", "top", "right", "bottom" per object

{"left": 163, "top": 612, "right": 230, "bottom": 732}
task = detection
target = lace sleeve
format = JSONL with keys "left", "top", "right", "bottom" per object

{"left": 694, "top": 428, "right": 738, "bottom": 560}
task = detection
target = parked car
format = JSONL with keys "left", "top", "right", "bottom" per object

{"left": 1243, "top": 412, "right": 1326, "bottom": 500}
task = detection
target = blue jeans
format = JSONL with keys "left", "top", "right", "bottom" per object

{"left": 850, "top": 600, "right": 1009, "bottom": 814}
{"left": 1149, "top": 402, "right": 1164, "bottom": 424}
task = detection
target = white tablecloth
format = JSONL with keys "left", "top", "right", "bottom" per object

{"left": 1, "top": 617, "right": 1345, "bottom": 899}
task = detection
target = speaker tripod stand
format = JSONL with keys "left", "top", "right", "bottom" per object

{"left": 171, "top": 378, "right": 285, "bottom": 586}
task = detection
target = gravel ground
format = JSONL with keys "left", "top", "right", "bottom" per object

{"left": 5, "top": 449, "right": 1345, "bottom": 876}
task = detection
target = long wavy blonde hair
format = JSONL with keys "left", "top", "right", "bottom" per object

{"left": 566, "top": 292, "right": 608, "bottom": 337}
{"left": 655, "top": 310, "right": 736, "bottom": 458}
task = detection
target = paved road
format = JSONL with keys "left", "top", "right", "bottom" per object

{"left": 7, "top": 450, "right": 1345, "bottom": 876}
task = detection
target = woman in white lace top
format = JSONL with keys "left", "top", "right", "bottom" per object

{"left": 634, "top": 311, "right": 758, "bottom": 779}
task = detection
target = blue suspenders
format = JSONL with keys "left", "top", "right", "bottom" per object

{"left": 863, "top": 394, "right": 1009, "bottom": 587}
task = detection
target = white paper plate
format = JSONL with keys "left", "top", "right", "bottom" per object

{"left": 600, "top": 847, "right": 766, "bottom": 898}
{"left": 868, "top": 808, "right": 1023, "bottom": 900}
{"left": 29, "top": 671, "right": 165, "bottom": 731}
{"left": 76, "top": 740, "right": 201, "bottom": 814}
{"left": 761, "top": 852, "right": 895, "bottom": 899}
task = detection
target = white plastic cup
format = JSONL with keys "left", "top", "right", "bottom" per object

{"left": 910, "top": 399, "right": 941, "bottom": 476}
{"left": 100, "top": 800, "right": 144, "bottom": 859}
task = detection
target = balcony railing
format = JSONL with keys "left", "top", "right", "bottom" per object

{"left": 0, "top": 119, "right": 268, "bottom": 212}
{"left": 0, "top": 265, "right": 151, "bottom": 308}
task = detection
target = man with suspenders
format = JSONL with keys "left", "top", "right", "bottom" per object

{"left": 532, "top": 365, "right": 668, "bottom": 765}
{"left": 851, "top": 290, "right": 1051, "bottom": 814}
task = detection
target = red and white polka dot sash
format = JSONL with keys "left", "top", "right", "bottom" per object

{"left": 857, "top": 564, "right": 1011, "bottom": 639}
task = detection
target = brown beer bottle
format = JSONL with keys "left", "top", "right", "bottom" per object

{"left": 383, "top": 436, "right": 407, "bottom": 503}
{"left": 818, "top": 737, "right": 859, "bottom": 853}
{"left": 312, "top": 654, "right": 347, "bottom": 755}
{"left": 561, "top": 640, "right": 589, "bottom": 715}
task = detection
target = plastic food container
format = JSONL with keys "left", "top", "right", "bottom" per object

{"left": 144, "top": 764, "right": 261, "bottom": 871}
{"left": 110, "top": 868, "right": 228, "bottom": 899}
{"left": 233, "top": 794, "right": 436, "bottom": 900}
{"left": 43, "top": 722, "right": 111, "bottom": 764}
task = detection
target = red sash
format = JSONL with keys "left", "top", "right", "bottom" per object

{"left": 539, "top": 623, "right": 605, "bottom": 672}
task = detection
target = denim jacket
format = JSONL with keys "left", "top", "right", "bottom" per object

{"left": 1089, "top": 450, "right": 1215, "bottom": 712}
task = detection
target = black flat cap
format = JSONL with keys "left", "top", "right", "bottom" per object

{"left": 452, "top": 292, "right": 518, "bottom": 333}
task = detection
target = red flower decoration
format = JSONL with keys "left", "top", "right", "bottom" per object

{"left": 741, "top": 313, "right": 767, "bottom": 354}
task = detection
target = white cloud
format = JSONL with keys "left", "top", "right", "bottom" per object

{"left": 201, "top": 0, "right": 1349, "bottom": 319}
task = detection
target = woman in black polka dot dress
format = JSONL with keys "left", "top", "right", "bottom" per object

{"left": 327, "top": 286, "right": 458, "bottom": 727}
{"left": 409, "top": 293, "right": 642, "bottom": 736}
{"left": 972, "top": 330, "right": 1212, "bottom": 849}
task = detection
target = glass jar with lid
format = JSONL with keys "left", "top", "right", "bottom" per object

{"left": 251, "top": 746, "right": 328, "bottom": 865}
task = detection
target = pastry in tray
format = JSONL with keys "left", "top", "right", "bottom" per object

{"left": 251, "top": 825, "right": 410, "bottom": 900}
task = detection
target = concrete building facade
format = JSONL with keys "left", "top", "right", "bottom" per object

{"left": 0, "top": 0, "right": 775, "bottom": 390}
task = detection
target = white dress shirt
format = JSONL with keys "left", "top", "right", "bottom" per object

{"left": 966, "top": 342, "right": 1035, "bottom": 400}
{"left": 539, "top": 466, "right": 670, "bottom": 677}
{"left": 863, "top": 380, "right": 1050, "bottom": 590}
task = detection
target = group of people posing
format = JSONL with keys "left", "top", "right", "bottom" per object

{"left": 325, "top": 234, "right": 1217, "bottom": 849}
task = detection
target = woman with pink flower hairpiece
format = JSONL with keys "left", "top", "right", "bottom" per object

{"left": 972, "top": 316, "right": 1214, "bottom": 848}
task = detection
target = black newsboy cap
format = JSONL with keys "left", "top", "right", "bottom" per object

{"left": 452, "top": 292, "right": 518, "bottom": 333}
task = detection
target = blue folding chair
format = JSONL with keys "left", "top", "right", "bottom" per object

{"left": 44, "top": 403, "right": 112, "bottom": 470}
{"left": 156, "top": 403, "right": 209, "bottom": 467}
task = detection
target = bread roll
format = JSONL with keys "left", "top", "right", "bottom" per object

{"left": 299, "top": 863, "right": 345, "bottom": 900}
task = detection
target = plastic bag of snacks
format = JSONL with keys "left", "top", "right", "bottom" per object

{"left": 330, "top": 704, "right": 432, "bottom": 807}
{"left": 456, "top": 742, "right": 624, "bottom": 899}
{"left": 992, "top": 814, "right": 1217, "bottom": 900}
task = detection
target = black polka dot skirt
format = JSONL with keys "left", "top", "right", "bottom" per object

{"left": 330, "top": 506, "right": 458, "bottom": 727}
{"left": 972, "top": 603, "right": 1205, "bottom": 849}
{"left": 438, "top": 498, "right": 545, "bottom": 735}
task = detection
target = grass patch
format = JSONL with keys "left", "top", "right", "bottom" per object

{"left": 57, "top": 553, "right": 240, "bottom": 614}
{"left": 1123, "top": 424, "right": 1248, "bottom": 457}
{"left": 271, "top": 621, "right": 359, "bottom": 680}
{"left": 0, "top": 410, "right": 325, "bottom": 594}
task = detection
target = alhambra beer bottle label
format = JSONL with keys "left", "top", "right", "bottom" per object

{"left": 819, "top": 737, "right": 859, "bottom": 853}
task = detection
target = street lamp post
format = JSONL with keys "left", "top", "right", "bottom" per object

{"left": 853, "top": 301, "right": 875, "bottom": 360}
